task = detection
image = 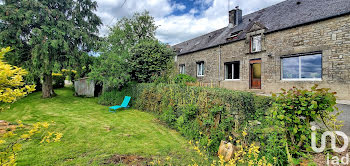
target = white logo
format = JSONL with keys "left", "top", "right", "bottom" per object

{"left": 311, "top": 126, "right": 349, "bottom": 153}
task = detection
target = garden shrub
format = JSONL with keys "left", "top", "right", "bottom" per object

{"left": 130, "top": 83, "right": 271, "bottom": 154}
{"left": 243, "top": 85, "right": 340, "bottom": 165}
{"left": 151, "top": 61, "right": 178, "bottom": 85}
{"left": 249, "top": 117, "right": 289, "bottom": 165}
{"left": 173, "top": 74, "right": 196, "bottom": 84}
{"left": 270, "top": 85, "right": 340, "bottom": 157}
{"left": 129, "top": 39, "right": 175, "bottom": 83}
{"left": 160, "top": 106, "right": 177, "bottom": 126}
{"left": 0, "top": 47, "right": 36, "bottom": 108}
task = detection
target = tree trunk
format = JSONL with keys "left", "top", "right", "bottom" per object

{"left": 42, "top": 73, "right": 56, "bottom": 98}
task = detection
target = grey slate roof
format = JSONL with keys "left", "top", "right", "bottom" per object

{"left": 173, "top": 0, "right": 350, "bottom": 55}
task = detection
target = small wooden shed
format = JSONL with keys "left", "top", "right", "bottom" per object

{"left": 74, "top": 77, "right": 102, "bottom": 97}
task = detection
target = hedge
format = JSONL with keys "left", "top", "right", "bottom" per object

{"left": 98, "top": 85, "right": 136, "bottom": 106}
{"left": 99, "top": 83, "right": 272, "bottom": 154}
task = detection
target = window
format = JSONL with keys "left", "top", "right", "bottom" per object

{"left": 179, "top": 64, "right": 185, "bottom": 74}
{"left": 251, "top": 35, "right": 261, "bottom": 52}
{"left": 225, "top": 61, "right": 240, "bottom": 80}
{"left": 227, "top": 30, "right": 242, "bottom": 41}
{"left": 197, "top": 62, "right": 204, "bottom": 76}
{"left": 230, "top": 30, "right": 242, "bottom": 38}
{"left": 282, "top": 54, "right": 322, "bottom": 80}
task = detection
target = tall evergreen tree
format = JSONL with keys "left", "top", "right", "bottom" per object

{"left": 0, "top": 0, "right": 102, "bottom": 98}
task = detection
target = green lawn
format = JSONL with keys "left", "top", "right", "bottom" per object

{"left": 0, "top": 88, "right": 201, "bottom": 165}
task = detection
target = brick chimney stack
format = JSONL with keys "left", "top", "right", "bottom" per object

{"left": 228, "top": 6, "right": 242, "bottom": 28}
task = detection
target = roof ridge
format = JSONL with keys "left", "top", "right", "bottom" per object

{"left": 242, "top": 0, "right": 294, "bottom": 18}
{"left": 173, "top": 27, "right": 226, "bottom": 46}
{"left": 173, "top": 0, "right": 350, "bottom": 55}
{"left": 173, "top": 0, "right": 288, "bottom": 47}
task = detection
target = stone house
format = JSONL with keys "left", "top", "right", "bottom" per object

{"left": 173, "top": 0, "right": 350, "bottom": 100}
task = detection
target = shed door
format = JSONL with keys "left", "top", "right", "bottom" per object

{"left": 250, "top": 59, "right": 261, "bottom": 89}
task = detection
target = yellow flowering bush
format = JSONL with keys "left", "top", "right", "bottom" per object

{"left": 0, "top": 121, "right": 63, "bottom": 165}
{"left": 61, "top": 69, "right": 78, "bottom": 80}
{"left": 61, "top": 69, "right": 77, "bottom": 74}
{"left": 186, "top": 130, "right": 274, "bottom": 166}
{"left": 0, "top": 47, "right": 35, "bottom": 107}
{"left": 187, "top": 142, "right": 274, "bottom": 166}
{"left": 225, "top": 143, "right": 273, "bottom": 166}
{"left": 52, "top": 73, "right": 63, "bottom": 77}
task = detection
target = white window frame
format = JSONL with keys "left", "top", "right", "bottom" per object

{"left": 179, "top": 64, "right": 185, "bottom": 74}
{"left": 225, "top": 62, "right": 240, "bottom": 80}
{"left": 197, "top": 62, "right": 204, "bottom": 76}
{"left": 281, "top": 54, "right": 322, "bottom": 81}
{"left": 251, "top": 35, "right": 262, "bottom": 53}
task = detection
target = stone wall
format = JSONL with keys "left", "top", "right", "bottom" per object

{"left": 176, "top": 47, "right": 221, "bottom": 83}
{"left": 176, "top": 14, "right": 350, "bottom": 100}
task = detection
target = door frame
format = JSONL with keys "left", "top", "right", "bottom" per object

{"left": 249, "top": 59, "right": 262, "bottom": 89}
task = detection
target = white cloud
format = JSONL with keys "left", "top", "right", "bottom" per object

{"left": 173, "top": 3, "right": 186, "bottom": 11}
{"left": 155, "top": 13, "right": 226, "bottom": 44}
{"left": 95, "top": 0, "right": 285, "bottom": 44}
{"left": 95, "top": 0, "right": 174, "bottom": 36}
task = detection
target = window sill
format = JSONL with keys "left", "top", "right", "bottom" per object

{"left": 223, "top": 79, "right": 241, "bottom": 81}
{"left": 281, "top": 79, "right": 322, "bottom": 82}
{"left": 246, "top": 50, "right": 266, "bottom": 55}
{"left": 197, "top": 75, "right": 204, "bottom": 77}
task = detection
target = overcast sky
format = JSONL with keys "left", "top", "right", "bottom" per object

{"left": 95, "top": 0, "right": 285, "bottom": 45}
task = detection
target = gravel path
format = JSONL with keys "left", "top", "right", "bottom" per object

{"left": 337, "top": 104, "right": 350, "bottom": 136}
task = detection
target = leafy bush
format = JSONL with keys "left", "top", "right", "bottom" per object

{"left": 248, "top": 117, "right": 289, "bottom": 165}
{"left": 129, "top": 39, "right": 175, "bottom": 83}
{"left": 270, "top": 85, "right": 340, "bottom": 156}
{"left": 160, "top": 106, "right": 177, "bottom": 126}
{"left": 173, "top": 74, "right": 196, "bottom": 84}
{"left": 151, "top": 61, "right": 178, "bottom": 84}
{"left": 0, "top": 47, "right": 35, "bottom": 107}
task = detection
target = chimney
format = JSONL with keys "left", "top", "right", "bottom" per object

{"left": 228, "top": 6, "right": 242, "bottom": 28}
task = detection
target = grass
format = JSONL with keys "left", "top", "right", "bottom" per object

{"left": 0, "top": 88, "right": 202, "bottom": 165}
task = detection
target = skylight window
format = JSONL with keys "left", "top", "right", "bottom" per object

{"left": 230, "top": 30, "right": 242, "bottom": 37}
